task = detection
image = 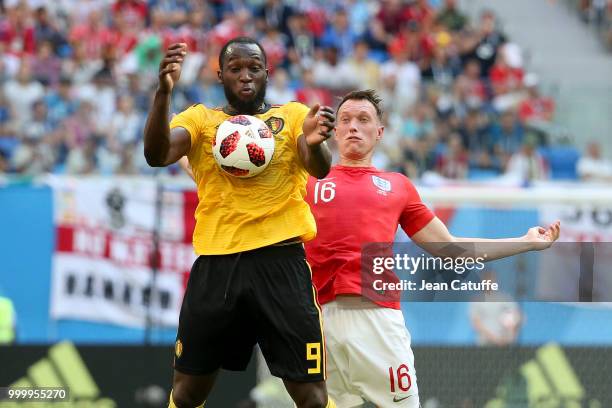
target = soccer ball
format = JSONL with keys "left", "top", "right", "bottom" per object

{"left": 212, "top": 115, "right": 275, "bottom": 178}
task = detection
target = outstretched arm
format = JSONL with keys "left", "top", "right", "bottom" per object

{"left": 410, "top": 217, "right": 561, "bottom": 261}
{"left": 298, "top": 104, "right": 334, "bottom": 179}
{"left": 144, "top": 43, "right": 191, "bottom": 167}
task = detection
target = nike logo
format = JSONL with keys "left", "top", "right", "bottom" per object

{"left": 393, "top": 395, "right": 411, "bottom": 403}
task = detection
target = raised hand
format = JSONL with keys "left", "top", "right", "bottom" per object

{"left": 302, "top": 104, "right": 335, "bottom": 147}
{"left": 158, "top": 43, "right": 187, "bottom": 93}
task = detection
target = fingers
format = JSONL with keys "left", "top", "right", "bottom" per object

{"left": 549, "top": 220, "right": 561, "bottom": 240}
{"left": 318, "top": 110, "right": 335, "bottom": 122}
{"left": 318, "top": 106, "right": 335, "bottom": 137}
{"left": 318, "top": 129, "right": 333, "bottom": 139}
{"left": 318, "top": 121, "right": 335, "bottom": 130}
{"left": 307, "top": 104, "right": 320, "bottom": 117}
{"left": 160, "top": 55, "right": 185, "bottom": 67}
{"left": 159, "top": 44, "right": 187, "bottom": 71}
{"left": 159, "top": 63, "right": 179, "bottom": 76}
{"left": 167, "top": 42, "right": 187, "bottom": 51}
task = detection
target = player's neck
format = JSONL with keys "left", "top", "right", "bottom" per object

{"left": 339, "top": 156, "right": 373, "bottom": 168}
{"left": 223, "top": 102, "right": 269, "bottom": 116}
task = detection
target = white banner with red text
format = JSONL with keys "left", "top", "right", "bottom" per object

{"left": 48, "top": 176, "right": 197, "bottom": 328}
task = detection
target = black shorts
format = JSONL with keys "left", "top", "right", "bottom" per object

{"left": 173, "top": 243, "right": 326, "bottom": 382}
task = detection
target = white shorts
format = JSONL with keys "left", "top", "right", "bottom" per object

{"left": 322, "top": 297, "right": 420, "bottom": 408}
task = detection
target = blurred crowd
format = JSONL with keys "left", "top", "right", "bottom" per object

{"left": 572, "top": 0, "right": 612, "bottom": 50}
{"left": 0, "top": 0, "right": 605, "bottom": 182}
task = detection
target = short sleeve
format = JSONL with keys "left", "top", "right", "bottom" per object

{"left": 288, "top": 102, "right": 310, "bottom": 147}
{"left": 399, "top": 177, "right": 435, "bottom": 237}
{"left": 170, "top": 104, "right": 202, "bottom": 150}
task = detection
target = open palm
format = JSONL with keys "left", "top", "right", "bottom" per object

{"left": 525, "top": 221, "right": 561, "bottom": 250}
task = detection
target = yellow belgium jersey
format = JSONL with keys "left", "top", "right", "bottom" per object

{"left": 170, "top": 102, "right": 316, "bottom": 255}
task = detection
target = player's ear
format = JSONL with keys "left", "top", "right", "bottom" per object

{"left": 376, "top": 125, "right": 384, "bottom": 141}
{"left": 217, "top": 69, "right": 222, "bottom": 84}
{"left": 265, "top": 68, "right": 269, "bottom": 82}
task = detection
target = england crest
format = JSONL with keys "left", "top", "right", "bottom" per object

{"left": 372, "top": 176, "right": 391, "bottom": 192}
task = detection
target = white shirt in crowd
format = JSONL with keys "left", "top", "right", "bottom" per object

{"left": 577, "top": 156, "right": 612, "bottom": 180}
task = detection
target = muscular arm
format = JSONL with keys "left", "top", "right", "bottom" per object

{"left": 410, "top": 217, "right": 560, "bottom": 261}
{"left": 143, "top": 90, "right": 191, "bottom": 166}
{"left": 143, "top": 42, "right": 191, "bottom": 167}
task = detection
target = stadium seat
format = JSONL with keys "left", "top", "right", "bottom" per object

{"left": 538, "top": 146, "right": 580, "bottom": 180}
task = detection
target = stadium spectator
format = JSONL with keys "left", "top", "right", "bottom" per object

{"left": 462, "top": 10, "right": 507, "bottom": 77}
{"left": 312, "top": 46, "right": 355, "bottom": 91}
{"left": 436, "top": 0, "right": 469, "bottom": 32}
{"left": 68, "top": 10, "right": 112, "bottom": 60}
{"left": 436, "top": 132, "right": 468, "bottom": 179}
{"left": 254, "top": 0, "right": 294, "bottom": 35}
{"left": 3, "top": 62, "right": 45, "bottom": 129}
{"left": 259, "top": 27, "right": 288, "bottom": 74}
{"left": 108, "top": 94, "right": 141, "bottom": 148}
{"left": 405, "top": 0, "right": 436, "bottom": 31}
{"left": 454, "top": 59, "right": 487, "bottom": 109}
{"left": 401, "top": 102, "right": 435, "bottom": 140}
{"left": 295, "top": 69, "right": 333, "bottom": 107}
{"left": 380, "top": 45, "right": 421, "bottom": 112}
{"left": 376, "top": 0, "right": 411, "bottom": 35}
{"left": 576, "top": 141, "right": 612, "bottom": 181}
{"left": 518, "top": 73, "right": 555, "bottom": 124}
{"left": 286, "top": 12, "right": 318, "bottom": 72}
{"left": 490, "top": 110, "right": 524, "bottom": 166}
{"left": 320, "top": 8, "right": 357, "bottom": 58}
{"left": 489, "top": 49, "right": 524, "bottom": 97}
{"left": 400, "top": 135, "right": 437, "bottom": 179}
{"left": 266, "top": 68, "right": 295, "bottom": 105}
{"left": 33, "top": 6, "right": 68, "bottom": 54}
{"left": 388, "top": 20, "right": 435, "bottom": 69}
{"left": 65, "top": 135, "right": 98, "bottom": 175}
{"left": 61, "top": 41, "right": 104, "bottom": 85}
{"left": 344, "top": 40, "right": 380, "bottom": 90}
{"left": 184, "top": 64, "right": 225, "bottom": 108}
{"left": 0, "top": 3, "right": 37, "bottom": 55}
{"left": 421, "top": 45, "right": 461, "bottom": 91}
{"left": 0, "top": 43, "right": 21, "bottom": 81}
{"left": 76, "top": 69, "right": 116, "bottom": 129}
{"left": 111, "top": 0, "right": 148, "bottom": 31}
{"left": 31, "top": 40, "right": 62, "bottom": 86}
{"left": 505, "top": 134, "right": 549, "bottom": 181}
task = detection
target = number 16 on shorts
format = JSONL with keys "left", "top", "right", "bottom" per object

{"left": 389, "top": 364, "right": 412, "bottom": 392}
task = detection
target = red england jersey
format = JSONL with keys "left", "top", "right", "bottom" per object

{"left": 305, "top": 165, "right": 435, "bottom": 309}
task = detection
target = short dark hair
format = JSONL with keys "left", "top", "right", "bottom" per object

{"left": 219, "top": 37, "right": 267, "bottom": 69}
{"left": 337, "top": 89, "right": 383, "bottom": 121}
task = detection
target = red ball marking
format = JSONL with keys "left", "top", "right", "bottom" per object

{"left": 228, "top": 115, "right": 251, "bottom": 126}
{"left": 221, "top": 165, "right": 250, "bottom": 176}
{"left": 219, "top": 131, "right": 240, "bottom": 158}
{"left": 247, "top": 143, "right": 266, "bottom": 167}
